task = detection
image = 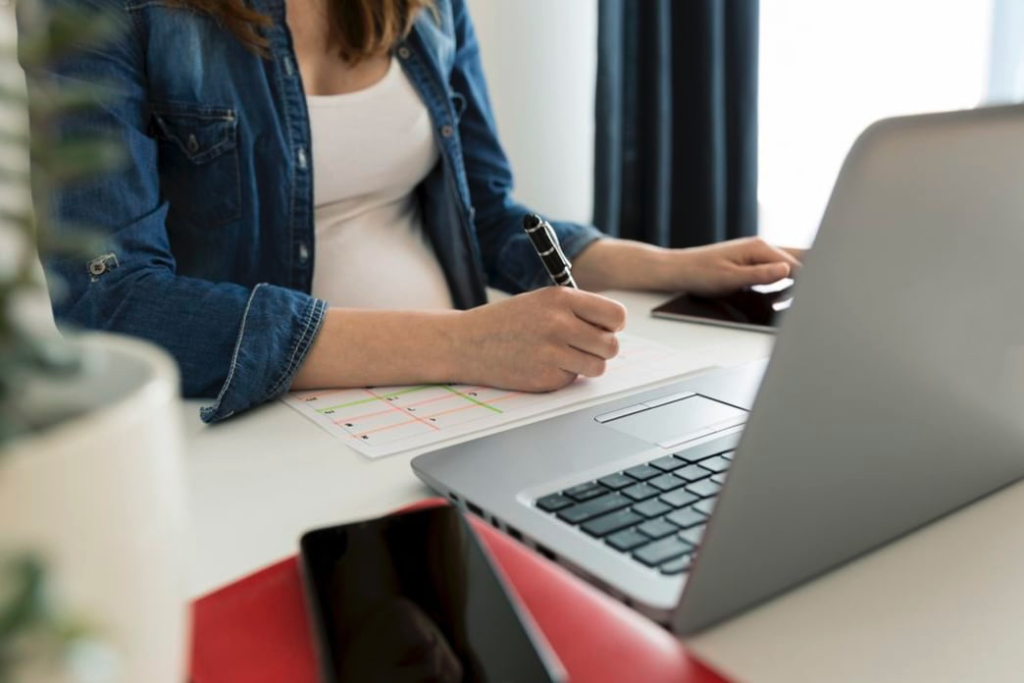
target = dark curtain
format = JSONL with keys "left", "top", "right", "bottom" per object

{"left": 594, "top": 0, "right": 759, "bottom": 248}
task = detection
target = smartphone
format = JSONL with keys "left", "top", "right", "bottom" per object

{"left": 299, "top": 505, "right": 565, "bottom": 683}
{"left": 651, "top": 281, "right": 794, "bottom": 333}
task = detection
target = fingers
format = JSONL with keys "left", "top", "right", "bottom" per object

{"left": 744, "top": 239, "right": 803, "bottom": 272}
{"left": 525, "top": 366, "right": 578, "bottom": 393}
{"left": 559, "top": 345, "right": 609, "bottom": 378}
{"left": 780, "top": 246, "right": 806, "bottom": 261}
{"left": 733, "top": 262, "right": 791, "bottom": 288}
{"left": 563, "top": 289, "right": 627, "bottom": 331}
{"left": 566, "top": 319, "right": 620, "bottom": 361}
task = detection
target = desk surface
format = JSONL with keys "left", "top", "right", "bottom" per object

{"left": 184, "top": 290, "right": 1024, "bottom": 683}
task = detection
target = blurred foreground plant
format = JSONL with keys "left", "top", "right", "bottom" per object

{"left": 1, "top": 1, "right": 126, "bottom": 681}
{"left": 0, "top": 0, "right": 124, "bottom": 440}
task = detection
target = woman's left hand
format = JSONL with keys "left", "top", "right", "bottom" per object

{"left": 572, "top": 236, "right": 805, "bottom": 296}
{"left": 662, "top": 238, "right": 804, "bottom": 297}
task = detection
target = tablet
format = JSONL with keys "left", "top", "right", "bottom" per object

{"left": 651, "top": 281, "right": 793, "bottom": 333}
{"left": 300, "top": 505, "right": 564, "bottom": 683}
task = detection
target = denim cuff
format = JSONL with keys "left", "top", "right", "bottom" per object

{"left": 200, "top": 284, "right": 328, "bottom": 423}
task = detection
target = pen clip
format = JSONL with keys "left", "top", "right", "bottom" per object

{"left": 543, "top": 222, "right": 572, "bottom": 271}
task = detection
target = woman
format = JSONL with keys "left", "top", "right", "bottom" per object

{"left": 26, "top": 0, "right": 800, "bottom": 422}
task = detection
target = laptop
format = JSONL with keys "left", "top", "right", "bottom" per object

{"left": 412, "top": 105, "right": 1024, "bottom": 635}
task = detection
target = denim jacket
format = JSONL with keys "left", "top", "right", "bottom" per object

{"left": 24, "top": 0, "right": 602, "bottom": 421}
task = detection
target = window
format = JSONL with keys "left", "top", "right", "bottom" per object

{"left": 758, "top": 1, "right": 997, "bottom": 247}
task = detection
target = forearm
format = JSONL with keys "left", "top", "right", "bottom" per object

{"left": 571, "top": 236, "right": 801, "bottom": 297}
{"left": 571, "top": 238, "right": 674, "bottom": 292}
{"left": 291, "top": 308, "right": 465, "bottom": 390}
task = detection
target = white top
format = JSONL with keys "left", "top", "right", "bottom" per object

{"left": 307, "top": 57, "right": 453, "bottom": 310}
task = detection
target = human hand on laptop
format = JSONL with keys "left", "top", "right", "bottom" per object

{"left": 453, "top": 287, "right": 626, "bottom": 392}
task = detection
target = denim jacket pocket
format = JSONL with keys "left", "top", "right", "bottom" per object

{"left": 151, "top": 103, "right": 241, "bottom": 227}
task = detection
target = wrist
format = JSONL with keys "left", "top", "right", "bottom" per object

{"left": 423, "top": 310, "right": 470, "bottom": 384}
{"left": 646, "top": 247, "right": 685, "bottom": 291}
{"left": 573, "top": 238, "right": 686, "bottom": 292}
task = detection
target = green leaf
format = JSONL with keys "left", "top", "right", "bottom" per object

{"left": 0, "top": 209, "right": 33, "bottom": 230}
{"left": 0, "top": 168, "right": 28, "bottom": 185}
{"left": 32, "top": 138, "right": 128, "bottom": 183}
{"left": 19, "top": 9, "right": 125, "bottom": 70}
{"left": 0, "top": 84, "right": 28, "bottom": 108}
{"left": 0, "top": 556, "right": 46, "bottom": 639}
{"left": 0, "top": 130, "right": 30, "bottom": 149}
{"left": 27, "top": 82, "right": 122, "bottom": 118}
{"left": 35, "top": 230, "right": 106, "bottom": 260}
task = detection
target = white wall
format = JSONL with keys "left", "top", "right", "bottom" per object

{"left": 465, "top": 0, "right": 598, "bottom": 225}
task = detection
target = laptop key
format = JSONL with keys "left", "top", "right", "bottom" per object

{"left": 711, "top": 472, "right": 727, "bottom": 485}
{"left": 582, "top": 509, "right": 644, "bottom": 537}
{"left": 633, "top": 499, "right": 672, "bottom": 518}
{"left": 648, "top": 473, "right": 686, "bottom": 492}
{"left": 666, "top": 507, "right": 705, "bottom": 529}
{"left": 721, "top": 451, "right": 735, "bottom": 460}
{"left": 693, "top": 497, "right": 717, "bottom": 516}
{"left": 687, "top": 479, "right": 722, "bottom": 498}
{"left": 563, "top": 481, "right": 608, "bottom": 502}
{"left": 660, "top": 553, "right": 693, "bottom": 575}
{"left": 637, "top": 518, "right": 678, "bottom": 539}
{"left": 624, "top": 464, "right": 661, "bottom": 481}
{"left": 558, "top": 493, "right": 631, "bottom": 524}
{"left": 678, "top": 524, "right": 707, "bottom": 546}
{"left": 622, "top": 482, "right": 660, "bottom": 502}
{"left": 660, "top": 489, "right": 699, "bottom": 508}
{"left": 634, "top": 537, "right": 693, "bottom": 567}
{"left": 537, "top": 493, "right": 574, "bottom": 512}
{"left": 649, "top": 455, "right": 685, "bottom": 472}
{"left": 607, "top": 528, "right": 652, "bottom": 552}
{"left": 673, "top": 449, "right": 708, "bottom": 463}
{"left": 597, "top": 473, "right": 635, "bottom": 490}
{"left": 700, "top": 456, "right": 731, "bottom": 473}
{"left": 675, "top": 464, "right": 713, "bottom": 482}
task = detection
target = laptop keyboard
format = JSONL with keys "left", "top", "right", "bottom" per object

{"left": 535, "top": 449, "right": 733, "bottom": 575}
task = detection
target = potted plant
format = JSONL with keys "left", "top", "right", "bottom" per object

{"left": 0, "top": 2, "right": 189, "bottom": 681}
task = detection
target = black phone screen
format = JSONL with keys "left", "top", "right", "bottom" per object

{"left": 300, "top": 506, "right": 561, "bottom": 683}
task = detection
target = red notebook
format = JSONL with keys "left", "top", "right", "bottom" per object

{"left": 190, "top": 503, "right": 728, "bottom": 683}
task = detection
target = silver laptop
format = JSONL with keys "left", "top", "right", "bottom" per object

{"left": 413, "top": 105, "right": 1024, "bottom": 635}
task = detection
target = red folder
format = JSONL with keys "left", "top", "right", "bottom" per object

{"left": 190, "top": 503, "right": 727, "bottom": 683}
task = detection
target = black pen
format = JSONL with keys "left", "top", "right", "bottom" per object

{"left": 523, "top": 213, "right": 578, "bottom": 288}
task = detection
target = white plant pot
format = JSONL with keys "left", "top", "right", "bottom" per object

{"left": 0, "top": 332, "right": 189, "bottom": 683}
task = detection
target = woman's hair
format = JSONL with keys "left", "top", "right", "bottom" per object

{"left": 172, "top": 0, "right": 433, "bottom": 63}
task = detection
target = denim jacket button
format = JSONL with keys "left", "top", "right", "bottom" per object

{"left": 397, "top": 46, "right": 411, "bottom": 59}
{"left": 441, "top": 125, "right": 454, "bottom": 138}
{"left": 297, "top": 242, "right": 310, "bottom": 264}
{"left": 187, "top": 134, "right": 200, "bottom": 154}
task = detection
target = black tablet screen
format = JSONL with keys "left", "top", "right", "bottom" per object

{"left": 301, "top": 506, "right": 559, "bottom": 683}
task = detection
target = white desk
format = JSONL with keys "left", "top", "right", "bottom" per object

{"left": 184, "top": 290, "right": 1024, "bottom": 683}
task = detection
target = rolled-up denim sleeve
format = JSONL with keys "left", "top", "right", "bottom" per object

{"left": 21, "top": 0, "right": 326, "bottom": 422}
{"left": 198, "top": 285, "right": 327, "bottom": 421}
{"left": 447, "top": 0, "right": 604, "bottom": 294}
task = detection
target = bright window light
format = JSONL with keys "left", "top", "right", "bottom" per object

{"left": 758, "top": 1, "right": 994, "bottom": 248}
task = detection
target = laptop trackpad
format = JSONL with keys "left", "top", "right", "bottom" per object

{"left": 604, "top": 395, "right": 747, "bottom": 448}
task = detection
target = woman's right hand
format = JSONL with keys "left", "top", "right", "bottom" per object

{"left": 451, "top": 287, "right": 627, "bottom": 392}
